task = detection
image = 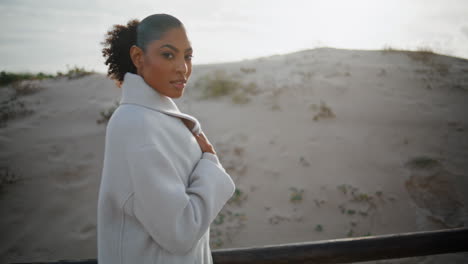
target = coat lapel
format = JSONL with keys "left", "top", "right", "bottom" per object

{"left": 120, "top": 72, "right": 201, "bottom": 135}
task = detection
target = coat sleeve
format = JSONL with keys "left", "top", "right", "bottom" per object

{"left": 127, "top": 144, "right": 235, "bottom": 255}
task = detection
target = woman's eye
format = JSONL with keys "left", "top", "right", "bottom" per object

{"left": 185, "top": 54, "right": 193, "bottom": 61}
{"left": 162, "top": 52, "right": 174, "bottom": 59}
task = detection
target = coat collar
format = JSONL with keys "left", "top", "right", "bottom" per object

{"left": 120, "top": 72, "right": 201, "bottom": 135}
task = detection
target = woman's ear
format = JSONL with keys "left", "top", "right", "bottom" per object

{"left": 130, "top": 45, "right": 144, "bottom": 69}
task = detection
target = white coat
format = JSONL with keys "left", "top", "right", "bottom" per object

{"left": 97, "top": 72, "right": 236, "bottom": 264}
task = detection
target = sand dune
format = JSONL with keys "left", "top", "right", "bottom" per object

{"left": 1, "top": 48, "right": 467, "bottom": 263}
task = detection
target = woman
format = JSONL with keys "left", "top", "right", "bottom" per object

{"left": 98, "top": 14, "right": 235, "bottom": 264}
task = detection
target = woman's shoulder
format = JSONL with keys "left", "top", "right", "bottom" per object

{"left": 107, "top": 104, "right": 175, "bottom": 139}
{"left": 111, "top": 103, "right": 167, "bottom": 122}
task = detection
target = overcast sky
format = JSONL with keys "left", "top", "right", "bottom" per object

{"left": 1, "top": 0, "right": 468, "bottom": 73}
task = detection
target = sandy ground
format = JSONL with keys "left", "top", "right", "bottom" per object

{"left": 1, "top": 48, "right": 467, "bottom": 263}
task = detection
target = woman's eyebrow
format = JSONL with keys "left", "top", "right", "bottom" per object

{"left": 160, "top": 44, "right": 192, "bottom": 53}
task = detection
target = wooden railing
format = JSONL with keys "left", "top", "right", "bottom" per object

{"left": 212, "top": 227, "right": 468, "bottom": 264}
{"left": 13, "top": 228, "right": 468, "bottom": 264}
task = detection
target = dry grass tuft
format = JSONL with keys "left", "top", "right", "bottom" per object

{"left": 312, "top": 101, "right": 336, "bottom": 121}
{"left": 195, "top": 70, "right": 258, "bottom": 104}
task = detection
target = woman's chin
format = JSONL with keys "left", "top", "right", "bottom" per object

{"left": 169, "top": 90, "right": 184, "bottom": 99}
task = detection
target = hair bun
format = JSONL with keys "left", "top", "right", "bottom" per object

{"left": 102, "top": 19, "right": 139, "bottom": 83}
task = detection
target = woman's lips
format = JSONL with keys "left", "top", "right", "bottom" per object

{"left": 171, "top": 80, "right": 186, "bottom": 90}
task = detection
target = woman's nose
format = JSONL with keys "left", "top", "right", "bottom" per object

{"left": 175, "top": 59, "right": 188, "bottom": 75}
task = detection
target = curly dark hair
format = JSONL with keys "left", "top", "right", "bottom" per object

{"left": 102, "top": 19, "right": 139, "bottom": 83}
{"left": 101, "top": 14, "right": 183, "bottom": 84}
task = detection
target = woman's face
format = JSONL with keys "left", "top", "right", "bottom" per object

{"left": 132, "top": 26, "right": 193, "bottom": 98}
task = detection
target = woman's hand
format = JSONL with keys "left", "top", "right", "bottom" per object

{"left": 194, "top": 132, "right": 216, "bottom": 155}
{"left": 181, "top": 118, "right": 216, "bottom": 154}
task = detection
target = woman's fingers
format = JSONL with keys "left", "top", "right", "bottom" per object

{"left": 194, "top": 132, "right": 216, "bottom": 154}
{"left": 181, "top": 119, "right": 194, "bottom": 130}
{"left": 181, "top": 117, "right": 216, "bottom": 154}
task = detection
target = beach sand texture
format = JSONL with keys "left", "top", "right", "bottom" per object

{"left": 1, "top": 48, "right": 467, "bottom": 263}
